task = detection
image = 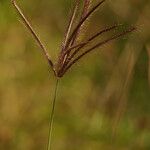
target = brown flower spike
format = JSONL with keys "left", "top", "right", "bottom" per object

{"left": 12, "top": 0, "right": 136, "bottom": 78}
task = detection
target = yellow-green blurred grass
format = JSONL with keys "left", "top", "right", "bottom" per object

{"left": 0, "top": 0, "right": 150, "bottom": 150}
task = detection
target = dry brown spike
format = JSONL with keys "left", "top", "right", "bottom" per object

{"left": 61, "top": 27, "right": 136, "bottom": 77}
{"left": 11, "top": 0, "right": 54, "bottom": 71}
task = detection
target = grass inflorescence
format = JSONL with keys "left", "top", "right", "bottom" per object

{"left": 11, "top": 0, "right": 136, "bottom": 149}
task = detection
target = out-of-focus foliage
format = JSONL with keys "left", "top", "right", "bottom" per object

{"left": 0, "top": 0, "right": 150, "bottom": 150}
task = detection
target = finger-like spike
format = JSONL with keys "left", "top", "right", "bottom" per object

{"left": 61, "top": 24, "right": 124, "bottom": 74}
{"left": 70, "top": 0, "right": 92, "bottom": 46}
{"left": 61, "top": 27, "right": 136, "bottom": 76}
{"left": 57, "top": 0, "right": 80, "bottom": 73}
{"left": 64, "top": 0, "right": 106, "bottom": 50}
{"left": 11, "top": 0, "right": 54, "bottom": 71}
{"left": 62, "top": 0, "right": 80, "bottom": 49}
{"left": 65, "top": 24, "right": 123, "bottom": 57}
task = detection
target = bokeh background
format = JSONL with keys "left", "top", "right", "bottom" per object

{"left": 0, "top": 0, "right": 150, "bottom": 149}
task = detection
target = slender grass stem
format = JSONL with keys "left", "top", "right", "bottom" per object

{"left": 47, "top": 78, "right": 59, "bottom": 150}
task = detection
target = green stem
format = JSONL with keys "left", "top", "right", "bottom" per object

{"left": 47, "top": 78, "right": 59, "bottom": 150}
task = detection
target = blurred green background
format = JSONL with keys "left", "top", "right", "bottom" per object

{"left": 0, "top": 0, "right": 150, "bottom": 149}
